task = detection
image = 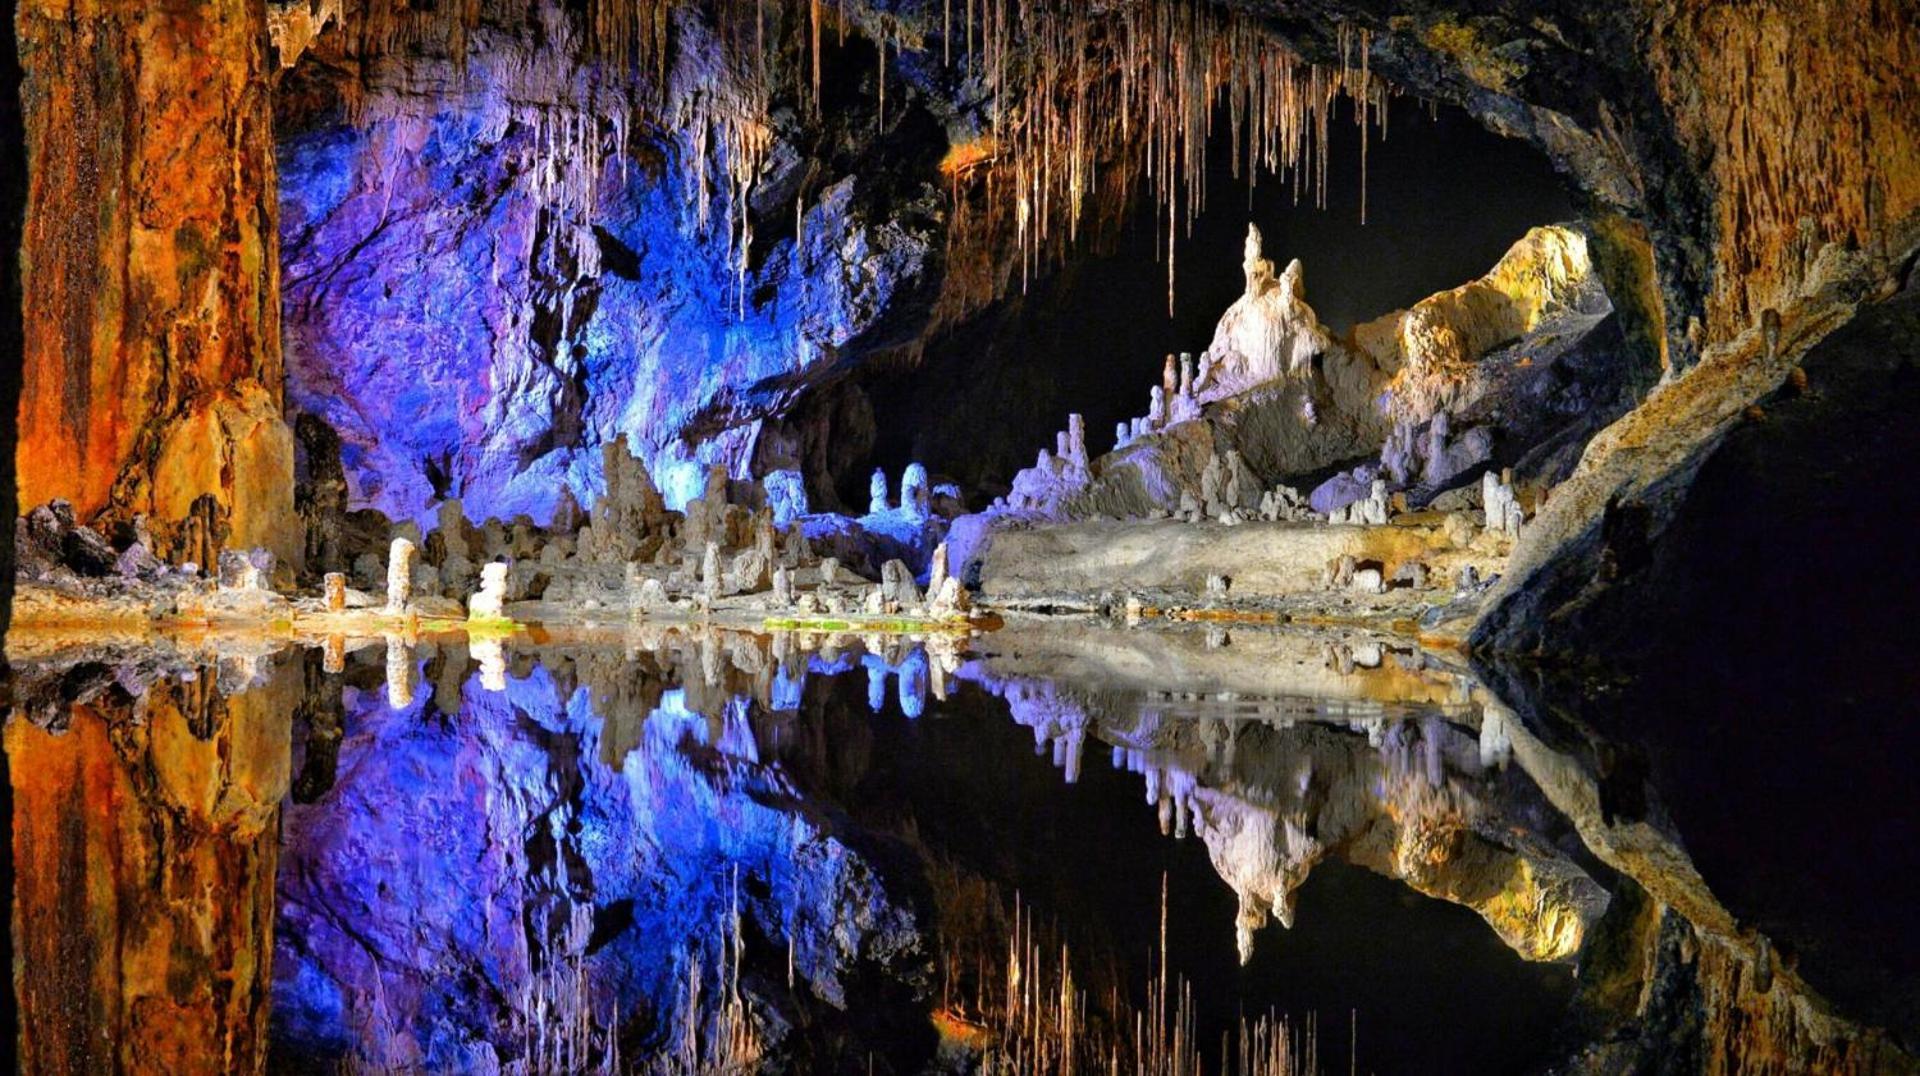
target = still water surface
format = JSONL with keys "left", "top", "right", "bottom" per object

{"left": 7, "top": 623, "right": 1623, "bottom": 1073}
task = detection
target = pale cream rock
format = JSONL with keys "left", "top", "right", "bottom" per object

{"left": 385, "top": 537, "right": 416, "bottom": 614}
{"left": 467, "top": 561, "right": 509, "bottom": 619}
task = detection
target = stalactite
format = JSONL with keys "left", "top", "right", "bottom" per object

{"left": 810, "top": 0, "right": 822, "bottom": 112}
{"left": 937, "top": 3, "right": 1395, "bottom": 310}
{"left": 314, "top": 0, "right": 1394, "bottom": 333}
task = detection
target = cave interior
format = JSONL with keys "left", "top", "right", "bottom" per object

{"left": 3, "top": 0, "right": 1919, "bottom": 1073}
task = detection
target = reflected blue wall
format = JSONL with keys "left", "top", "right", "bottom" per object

{"left": 272, "top": 652, "right": 925, "bottom": 1069}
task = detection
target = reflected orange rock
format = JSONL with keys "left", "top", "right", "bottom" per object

{"left": 7, "top": 666, "right": 294, "bottom": 1076}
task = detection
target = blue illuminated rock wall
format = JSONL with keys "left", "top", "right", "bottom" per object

{"left": 278, "top": 28, "right": 939, "bottom": 529}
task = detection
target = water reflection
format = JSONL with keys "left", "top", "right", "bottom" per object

{"left": 956, "top": 629, "right": 1606, "bottom": 965}
{"left": 4, "top": 622, "right": 1903, "bottom": 1072}
{"left": 7, "top": 645, "right": 296, "bottom": 1075}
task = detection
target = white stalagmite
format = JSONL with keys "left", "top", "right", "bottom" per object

{"left": 1483, "top": 470, "right": 1523, "bottom": 536}
{"left": 385, "top": 537, "right": 416, "bottom": 614}
{"left": 931, "top": 576, "right": 971, "bottom": 617}
{"left": 1196, "top": 226, "right": 1334, "bottom": 395}
{"left": 869, "top": 468, "right": 891, "bottom": 515}
{"left": 901, "top": 462, "right": 931, "bottom": 518}
{"left": 702, "top": 541, "right": 723, "bottom": 602}
{"left": 467, "top": 561, "right": 509, "bottom": 619}
{"left": 928, "top": 540, "right": 950, "bottom": 600}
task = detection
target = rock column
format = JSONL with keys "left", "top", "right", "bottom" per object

{"left": 16, "top": 0, "right": 297, "bottom": 568}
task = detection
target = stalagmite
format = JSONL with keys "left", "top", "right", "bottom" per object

{"left": 729, "top": 543, "right": 772, "bottom": 594}
{"left": 869, "top": 468, "right": 891, "bottom": 515}
{"left": 930, "top": 576, "right": 972, "bottom": 617}
{"left": 1148, "top": 386, "right": 1168, "bottom": 427}
{"left": 1359, "top": 479, "right": 1390, "bottom": 526}
{"left": 385, "top": 538, "right": 416, "bottom": 614}
{"left": 702, "top": 541, "right": 723, "bottom": 604}
{"left": 901, "top": 463, "right": 932, "bottom": 519}
{"left": 218, "top": 550, "right": 265, "bottom": 591}
{"left": 1482, "top": 471, "right": 1523, "bottom": 536}
{"left": 1329, "top": 554, "right": 1357, "bottom": 589}
{"left": 467, "top": 562, "right": 509, "bottom": 619}
{"left": 1479, "top": 706, "right": 1512, "bottom": 770}
{"left": 819, "top": 557, "right": 841, "bottom": 587}
{"left": 772, "top": 564, "right": 794, "bottom": 605}
{"left": 928, "top": 540, "right": 951, "bottom": 601}
{"left": 880, "top": 559, "right": 922, "bottom": 611}
{"left": 1066, "top": 414, "right": 1088, "bottom": 469}
{"left": 1201, "top": 455, "right": 1226, "bottom": 516}
{"left": 632, "top": 576, "right": 671, "bottom": 611}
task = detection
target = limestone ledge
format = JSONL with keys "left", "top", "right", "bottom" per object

{"left": 977, "top": 515, "right": 1509, "bottom": 635}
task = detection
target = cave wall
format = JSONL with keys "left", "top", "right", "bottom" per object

{"left": 273, "top": 2, "right": 949, "bottom": 528}
{"left": 1230, "top": 0, "right": 1919, "bottom": 369}
{"left": 15, "top": 0, "right": 297, "bottom": 568}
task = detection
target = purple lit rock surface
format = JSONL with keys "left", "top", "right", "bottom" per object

{"left": 280, "top": 82, "right": 933, "bottom": 530}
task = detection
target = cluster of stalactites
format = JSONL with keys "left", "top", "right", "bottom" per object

{"left": 943, "top": 0, "right": 1392, "bottom": 312}
{"left": 309, "top": 1, "right": 1394, "bottom": 320}
{"left": 311, "top": 0, "right": 822, "bottom": 312}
